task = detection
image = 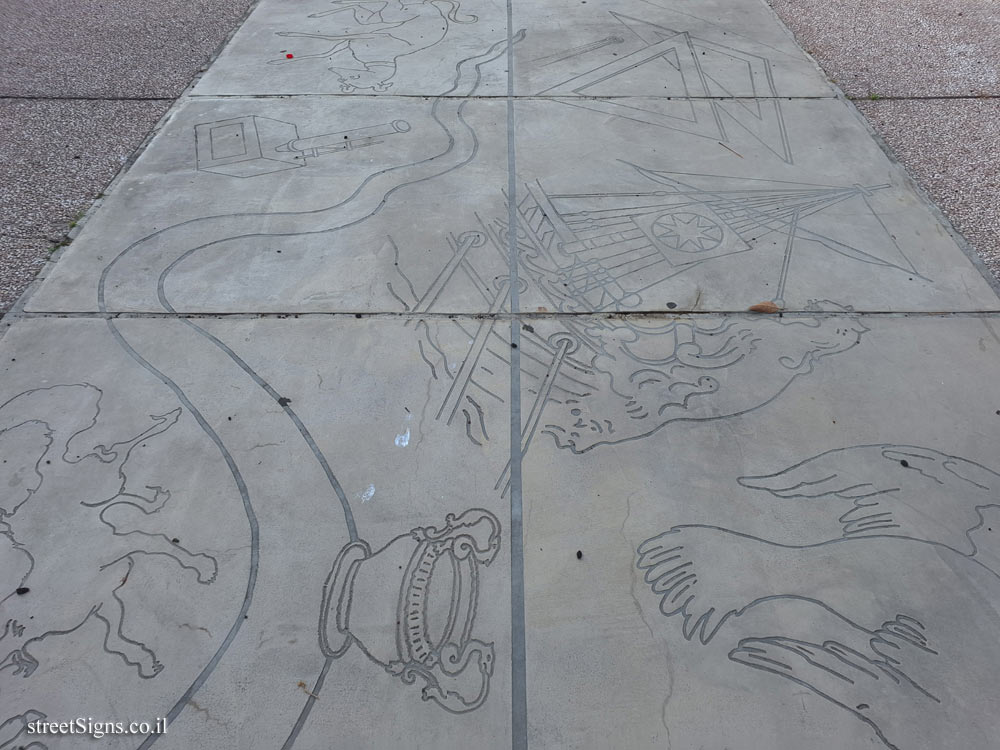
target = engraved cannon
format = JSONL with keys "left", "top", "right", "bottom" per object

{"left": 194, "top": 115, "right": 411, "bottom": 178}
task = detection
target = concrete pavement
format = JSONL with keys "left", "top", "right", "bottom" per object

{"left": 2, "top": 0, "right": 1000, "bottom": 748}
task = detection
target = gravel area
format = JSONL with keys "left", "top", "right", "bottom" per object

{"left": 0, "top": 98, "right": 170, "bottom": 309}
{"left": 768, "top": 0, "right": 1000, "bottom": 98}
{"left": 0, "top": 0, "right": 253, "bottom": 311}
{"left": 769, "top": 0, "right": 1000, "bottom": 283}
{"left": 0, "top": 0, "right": 254, "bottom": 98}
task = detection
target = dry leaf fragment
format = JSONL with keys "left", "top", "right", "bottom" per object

{"left": 297, "top": 681, "right": 319, "bottom": 699}
{"left": 748, "top": 301, "right": 781, "bottom": 313}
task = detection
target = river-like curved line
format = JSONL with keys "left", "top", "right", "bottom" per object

{"left": 95, "top": 34, "right": 521, "bottom": 749}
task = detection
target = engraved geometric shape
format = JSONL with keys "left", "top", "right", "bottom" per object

{"left": 194, "top": 115, "right": 303, "bottom": 178}
{"left": 650, "top": 211, "right": 725, "bottom": 253}
{"left": 632, "top": 204, "right": 751, "bottom": 267}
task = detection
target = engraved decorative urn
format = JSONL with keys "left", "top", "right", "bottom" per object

{"left": 320, "top": 508, "right": 501, "bottom": 713}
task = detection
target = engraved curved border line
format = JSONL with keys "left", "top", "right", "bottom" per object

{"left": 94, "top": 38, "right": 511, "bottom": 746}
{"left": 279, "top": 36, "right": 521, "bottom": 749}
{"left": 94, "top": 316, "right": 260, "bottom": 750}
{"left": 93, "top": 33, "right": 512, "bottom": 748}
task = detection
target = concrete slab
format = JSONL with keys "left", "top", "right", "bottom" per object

{"left": 24, "top": 94, "right": 512, "bottom": 314}
{"left": 513, "top": 313, "right": 1000, "bottom": 749}
{"left": 512, "top": 0, "right": 835, "bottom": 98}
{"left": 3, "top": 310, "right": 999, "bottom": 747}
{"left": 28, "top": 94, "right": 998, "bottom": 314}
{"left": 192, "top": 0, "right": 510, "bottom": 97}
{"left": 4, "top": 0, "right": 1000, "bottom": 746}
{"left": 507, "top": 97, "right": 998, "bottom": 313}
{"left": 0, "top": 316, "right": 511, "bottom": 748}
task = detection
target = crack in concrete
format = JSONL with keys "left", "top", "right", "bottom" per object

{"left": 186, "top": 699, "right": 229, "bottom": 728}
{"left": 621, "top": 491, "right": 672, "bottom": 747}
{"left": 178, "top": 622, "right": 213, "bottom": 638}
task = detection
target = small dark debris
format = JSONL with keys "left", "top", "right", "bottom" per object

{"left": 522, "top": 324, "right": 535, "bottom": 333}
{"left": 900, "top": 459, "right": 909, "bottom": 468}
{"left": 171, "top": 538, "right": 180, "bottom": 544}
{"left": 277, "top": 397, "right": 292, "bottom": 407}
{"left": 666, "top": 302, "right": 677, "bottom": 310}
{"left": 575, "top": 550, "right": 583, "bottom": 560}
{"left": 857, "top": 703, "right": 869, "bottom": 711}
{"left": 354, "top": 313, "right": 362, "bottom": 318}
{"left": 16, "top": 587, "right": 29, "bottom": 596}
{"left": 511, "top": 342, "right": 518, "bottom": 349}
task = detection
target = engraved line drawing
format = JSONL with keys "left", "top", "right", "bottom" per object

{"left": 393, "top": 165, "right": 923, "bottom": 321}
{"left": 394, "top": 165, "right": 890, "bottom": 470}
{"left": 195, "top": 116, "right": 412, "bottom": 178}
{"left": 0, "top": 710, "right": 47, "bottom": 749}
{"left": 270, "top": 0, "right": 478, "bottom": 92}
{"left": 320, "top": 508, "right": 501, "bottom": 713}
{"left": 95, "top": 35, "right": 520, "bottom": 747}
{"left": 738, "top": 444, "right": 1000, "bottom": 555}
{"left": 535, "top": 13, "right": 795, "bottom": 163}
{"left": 0, "top": 384, "right": 216, "bottom": 688}
{"left": 531, "top": 35, "right": 625, "bottom": 67}
{"left": 516, "top": 166, "right": 926, "bottom": 309}
{"left": 635, "top": 445, "right": 1000, "bottom": 750}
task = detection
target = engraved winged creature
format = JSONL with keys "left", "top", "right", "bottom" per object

{"left": 636, "top": 445, "right": 1000, "bottom": 750}
{"left": 739, "top": 444, "right": 1000, "bottom": 555}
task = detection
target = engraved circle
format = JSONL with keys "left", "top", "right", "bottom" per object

{"left": 650, "top": 212, "right": 725, "bottom": 253}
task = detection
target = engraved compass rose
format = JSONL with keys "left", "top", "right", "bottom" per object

{"left": 650, "top": 211, "right": 725, "bottom": 253}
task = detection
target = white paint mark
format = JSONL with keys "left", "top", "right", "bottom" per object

{"left": 394, "top": 412, "right": 413, "bottom": 447}
{"left": 356, "top": 484, "right": 375, "bottom": 503}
